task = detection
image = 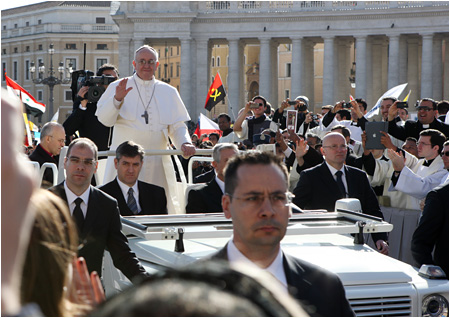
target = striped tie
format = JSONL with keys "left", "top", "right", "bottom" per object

{"left": 127, "top": 188, "right": 138, "bottom": 214}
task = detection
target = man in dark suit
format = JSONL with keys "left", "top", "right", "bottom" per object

{"left": 49, "top": 138, "right": 147, "bottom": 281}
{"left": 186, "top": 143, "right": 238, "bottom": 213}
{"left": 411, "top": 182, "right": 449, "bottom": 277}
{"left": 293, "top": 132, "right": 389, "bottom": 254}
{"left": 210, "top": 151, "right": 354, "bottom": 317}
{"left": 99, "top": 141, "right": 167, "bottom": 216}
{"left": 29, "top": 122, "right": 66, "bottom": 188}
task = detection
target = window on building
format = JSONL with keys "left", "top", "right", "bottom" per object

{"left": 285, "top": 89, "right": 290, "bottom": 100}
{"left": 217, "top": 57, "right": 221, "bottom": 67}
{"left": 37, "top": 90, "right": 43, "bottom": 101}
{"left": 96, "top": 17, "right": 106, "bottom": 24}
{"left": 13, "top": 61, "right": 18, "bottom": 80}
{"left": 177, "top": 46, "right": 180, "bottom": 55}
{"left": 26, "top": 22, "right": 29, "bottom": 27}
{"left": 286, "top": 63, "right": 291, "bottom": 78}
{"left": 65, "top": 90, "right": 72, "bottom": 102}
{"left": 14, "top": 23, "right": 18, "bottom": 28}
{"left": 38, "top": 20, "right": 42, "bottom": 25}
{"left": 2, "top": 63, "right": 6, "bottom": 81}
{"left": 176, "top": 63, "right": 180, "bottom": 77}
{"left": 66, "top": 58, "right": 76, "bottom": 70}
{"left": 26, "top": 46, "right": 30, "bottom": 52}
{"left": 25, "top": 60, "right": 30, "bottom": 80}
{"left": 2, "top": 49, "right": 6, "bottom": 54}
{"left": 66, "top": 43, "right": 77, "bottom": 50}
{"left": 3, "top": 25, "right": 6, "bottom": 31}
{"left": 14, "top": 47, "right": 18, "bottom": 53}
{"left": 96, "top": 44, "right": 108, "bottom": 50}
{"left": 211, "top": 57, "right": 215, "bottom": 67}
{"left": 38, "top": 44, "right": 43, "bottom": 51}
{"left": 96, "top": 59, "right": 107, "bottom": 70}
{"left": 38, "top": 59, "right": 43, "bottom": 79}
{"left": 170, "top": 47, "right": 173, "bottom": 56}
{"left": 169, "top": 63, "right": 173, "bottom": 77}
{"left": 158, "top": 67, "right": 161, "bottom": 78}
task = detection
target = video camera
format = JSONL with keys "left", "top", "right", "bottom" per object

{"left": 70, "top": 70, "right": 116, "bottom": 103}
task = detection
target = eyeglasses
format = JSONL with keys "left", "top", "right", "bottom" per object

{"left": 226, "top": 192, "right": 294, "bottom": 209}
{"left": 136, "top": 59, "right": 156, "bottom": 66}
{"left": 67, "top": 156, "right": 96, "bottom": 167}
{"left": 49, "top": 136, "right": 65, "bottom": 144}
{"left": 322, "top": 145, "right": 347, "bottom": 151}
{"left": 417, "top": 142, "right": 432, "bottom": 147}
{"left": 441, "top": 151, "right": 449, "bottom": 157}
{"left": 417, "top": 106, "right": 433, "bottom": 112}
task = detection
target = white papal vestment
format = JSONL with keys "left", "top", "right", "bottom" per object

{"left": 96, "top": 74, "right": 191, "bottom": 214}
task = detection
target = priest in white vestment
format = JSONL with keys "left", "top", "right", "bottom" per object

{"left": 96, "top": 45, "right": 196, "bottom": 214}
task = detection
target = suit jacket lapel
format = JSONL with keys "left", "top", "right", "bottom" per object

{"left": 318, "top": 162, "right": 342, "bottom": 195}
{"left": 112, "top": 179, "right": 132, "bottom": 215}
{"left": 344, "top": 165, "right": 356, "bottom": 197}
{"left": 282, "top": 253, "right": 312, "bottom": 300}
{"left": 82, "top": 186, "right": 99, "bottom": 236}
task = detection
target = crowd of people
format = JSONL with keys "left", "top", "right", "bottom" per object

{"left": 7, "top": 43, "right": 449, "bottom": 316}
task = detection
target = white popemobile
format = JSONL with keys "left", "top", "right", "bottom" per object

{"left": 102, "top": 199, "right": 449, "bottom": 317}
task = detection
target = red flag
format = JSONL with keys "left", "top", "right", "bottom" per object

{"left": 204, "top": 72, "right": 226, "bottom": 111}
{"left": 5, "top": 75, "right": 46, "bottom": 116}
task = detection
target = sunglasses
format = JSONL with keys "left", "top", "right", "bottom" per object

{"left": 416, "top": 106, "right": 433, "bottom": 112}
{"left": 441, "top": 151, "right": 449, "bottom": 157}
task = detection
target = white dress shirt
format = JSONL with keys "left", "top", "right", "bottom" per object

{"left": 64, "top": 181, "right": 90, "bottom": 218}
{"left": 227, "top": 239, "right": 288, "bottom": 291}
{"left": 116, "top": 177, "right": 141, "bottom": 213}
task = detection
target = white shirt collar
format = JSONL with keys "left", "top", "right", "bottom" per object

{"left": 215, "top": 174, "right": 225, "bottom": 194}
{"left": 325, "top": 161, "right": 345, "bottom": 177}
{"left": 116, "top": 177, "right": 139, "bottom": 200}
{"left": 227, "top": 239, "right": 288, "bottom": 289}
{"left": 133, "top": 73, "right": 155, "bottom": 86}
{"left": 64, "top": 182, "right": 90, "bottom": 217}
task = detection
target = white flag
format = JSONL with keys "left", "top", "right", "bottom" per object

{"left": 365, "top": 83, "right": 408, "bottom": 119}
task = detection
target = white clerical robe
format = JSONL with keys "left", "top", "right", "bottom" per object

{"left": 96, "top": 74, "right": 191, "bottom": 214}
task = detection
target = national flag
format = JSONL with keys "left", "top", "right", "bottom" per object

{"left": 365, "top": 83, "right": 407, "bottom": 119}
{"left": 5, "top": 74, "right": 46, "bottom": 116}
{"left": 204, "top": 72, "right": 226, "bottom": 111}
{"left": 194, "top": 113, "right": 222, "bottom": 138}
{"left": 22, "top": 113, "right": 33, "bottom": 147}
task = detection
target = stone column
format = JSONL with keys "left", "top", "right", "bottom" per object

{"left": 407, "top": 37, "right": 420, "bottom": 106}
{"left": 444, "top": 37, "right": 449, "bottom": 100}
{"left": 270, "top": 40, "right": 279, "bottom": 106}
{"left": 195, "top": 38, "right": 210, "bottom": 116}
{"left": 304, "top": 40, "right": 315, "bottom": 107}
{"left": 421, "top": 33, "right": 434, "bottom": 98}
{"left": 371, "top": 38, "right": 383, "bottom": 101}
{"left": 355, "top": 36, "right": 367, "bottom": 99}
{"left": 259, "top": 37, "right": 272, "bottom": 103}
{"left": 398, "top": 36, "right": 408, "bottom": 84}
{"left": 290, "top": 37, "right": 303, "bottom": 101}
{"left": 322, "top": 36, "right": 335, "bottom": 105}
{"left": 336, "top": 39, "right": 351, "bottom": 102}
{"left": 180, "top": 38, "right": 192, "bottom": 115}
{"left": 388, "top": 35, "right": 400, "bottom": 89}
{"left": 227, "top": 37, "right": 242, "bottom": 119}
{"left": 366, "top": 38, "right": 374, "bottom": 106}
{"left": 432, "top": 35, "right": 443, "bottom": 100}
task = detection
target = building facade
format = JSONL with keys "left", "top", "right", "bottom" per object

{"left": 1, "top": 1, "right": 120, "bottom": 122}
{"left": 112, "top": 1, "right": 449, "bottom": 120}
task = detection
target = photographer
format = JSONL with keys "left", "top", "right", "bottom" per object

{"left": 272, "top": 95, "right": 317, "bottom": 134}
{"left": 63, "top": 64, "right": 119, "bottom": 152}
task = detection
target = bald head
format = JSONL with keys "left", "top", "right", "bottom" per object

{"left": 321, "top": 132, "right": 348, "bottom": 170}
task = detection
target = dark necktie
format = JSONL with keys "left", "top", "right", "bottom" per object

{"left": 73, "top": 197, "right": 84, "bottom": 230}
{"left": 335, "top": 171, "right": 347, "bottom": 198}
{"left": 127, "top": 188, "right": 139, "bottom": 214}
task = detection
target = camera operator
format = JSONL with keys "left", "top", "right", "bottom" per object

{"left": 63, "top": 64, "right": 119, "bottom": 153}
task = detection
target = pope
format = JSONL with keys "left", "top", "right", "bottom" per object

{"left": 96, "top": 45, "right": 196, "bottom": 213}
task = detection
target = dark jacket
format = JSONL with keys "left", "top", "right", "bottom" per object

{"left": 99, "top": 178, "right": 167, "bottom": 216}
{"left": 185, "top": 178, "right": 223, "bottom": 213}
{"left": 411, "top": 183, "right": 449, "bottom": 277}
{"left": 28, "top": 144, "right": 58, "bottom": 187}
{"left": 388, "top": 117, "right": 449, "bottom": 141}
{"left": 49, "top": 183, "right": 147, "bottom": 281}
{"left": 293, "top": 162, "right": 387, "bottom": 243}
{"left": 63, "top": 100, "right": 112, "bottom": 152}
{"left": 209, "top": 244, "right": 355, "bottom": 317}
